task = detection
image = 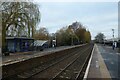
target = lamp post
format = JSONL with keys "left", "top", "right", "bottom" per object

{"left": 55, "top": 33, "right": 56, "bottom": 48}
{"left": 112, "top": 29, "right": 114, "bottom": 41}
{"left": 112, "top": 29, "right": 115, "bottom": 49}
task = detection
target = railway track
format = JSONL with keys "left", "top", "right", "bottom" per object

{"left": 52, "top": 45, "right": 93, "bottom": 80}
{"left": 3, "top": 44, "right": 93, "bottom": 80}
{"left": 51, "top": 47, "right": 91, "bottom": 80}
{"left": 18, "top": 46, "right": 84, "bottom": 79}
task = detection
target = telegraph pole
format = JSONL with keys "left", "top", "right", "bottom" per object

{"left": 112, "top": 29, "right": 114, "bottom": 40}
{"left": 112, "top": 29, "right": 115, "bottom": 49}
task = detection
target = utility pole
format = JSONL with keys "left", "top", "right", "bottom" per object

{"left": 112, "top": 29, "right": 114, "bottom": 42}
{"left": 112, "top": 29, "right": 114, "bottom": 41}
{"left": 55, "top": 33, "right": 56, "bottom": 48}
{"left": 112, "top": 29, "right": 115, "bottom": 49}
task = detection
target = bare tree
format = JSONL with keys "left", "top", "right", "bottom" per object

{"left": 1, "top": 2, "right": 41, "bottom": 50}
{"left": 34, "top": 27, "right": 49, "bottom": 40}
{"left": 95, "top": 33, "right": 105, "bottom": 43}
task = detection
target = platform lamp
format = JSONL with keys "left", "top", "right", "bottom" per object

{"left": 112, "top": 29, "right": 114, "bottom": 47}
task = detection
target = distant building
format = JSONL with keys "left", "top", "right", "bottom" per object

{"left": 105, "top": 38, "right": 119, "bottom": 46}
{"left": 106, "top": 38, "right": 119, "bottom": 42}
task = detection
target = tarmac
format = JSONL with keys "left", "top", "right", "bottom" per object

{"left": 84, "top": 44, "right": 112, "bottom": 80}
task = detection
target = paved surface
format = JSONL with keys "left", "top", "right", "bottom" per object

{"left": 97, "top": 44, "right": 119, "bottom": 79}
{"left": 86, "top": 44, "right": 120, "bottom": 80}
{"left": 2, "top": 45, "right": 81, "bottom": 66}
{"left": 86, "top": 44, "right": 111, "bottom": 79}
{"left": 0, "top": 48, "right": 2, "bottom": 80}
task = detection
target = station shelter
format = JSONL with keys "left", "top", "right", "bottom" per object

{"left": 6, "top": 37, "right": 34, "bottom": 53}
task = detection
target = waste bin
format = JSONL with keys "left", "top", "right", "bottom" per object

{"left": 2, "top": 47, "right": 10, "bottom": 56}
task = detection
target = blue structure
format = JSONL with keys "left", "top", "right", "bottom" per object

{"left": 6, "top": 37, "right": 34, "bottom": 53}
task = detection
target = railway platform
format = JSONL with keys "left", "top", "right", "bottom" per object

{"left": 2, "top": 45, "right": 83, "bottom": 66}
{"left": 85, "top": 44, "right": 117, "bottom": 80}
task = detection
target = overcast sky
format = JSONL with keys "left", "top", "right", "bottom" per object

{"left": 36, "top": 2, "right": 118, "bottom": 39}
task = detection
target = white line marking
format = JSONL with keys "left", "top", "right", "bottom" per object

{"left": 96, "top": 61, "right": 99, "bottom": 68}
{"left": 83, "top": 44, "right": 95, "bottom": 79}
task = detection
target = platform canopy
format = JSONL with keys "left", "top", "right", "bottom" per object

{"left": 33, "top": 40, "right": 48, "bottom": 46}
